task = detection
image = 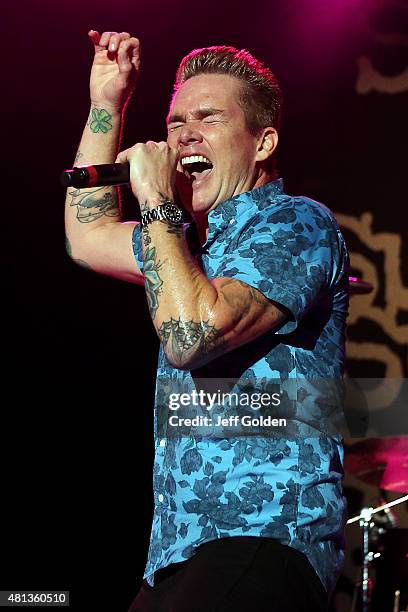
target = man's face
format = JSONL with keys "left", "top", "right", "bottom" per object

{"left": 167, "top": 73, "right": 265, "bottom": 216}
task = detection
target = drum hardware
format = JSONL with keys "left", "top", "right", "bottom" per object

{"left": 347, "top": 496, "right": 408, "bottom": 526}
{"left": 392, "top": 589, "right": 408, "bottom": 611}
{"left": 344, "top": 282, "right": 406, "bottom": 610}
{"left": 347, "top": 496, "right": 408, "bottom": 612}
{"left": 348, "top": 277, "right": 374, "bottom": 295}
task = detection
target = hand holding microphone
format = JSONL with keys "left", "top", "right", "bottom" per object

{"left": 62, "top": 142, "right": 178, "bottom": 208}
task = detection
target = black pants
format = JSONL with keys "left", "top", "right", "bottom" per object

{"left": 128, "top": 536, "right": 328, "bottom": 611}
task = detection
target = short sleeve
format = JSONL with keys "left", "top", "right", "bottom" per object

{"left": 210, "top": 200, "right": 346, "bottom": 335}
{"left": 132, "top": 223, "right": 144, "bottom": 274}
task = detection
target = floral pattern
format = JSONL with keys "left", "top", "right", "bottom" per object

{"left": 132, "top": 179, "right": 349, "bottom": 595}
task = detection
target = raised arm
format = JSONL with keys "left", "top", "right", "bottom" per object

{"left": 64, "top": 30, "right": 144, "bottom": 284}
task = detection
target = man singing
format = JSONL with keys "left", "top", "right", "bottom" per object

{"left": 65, "top": 30, "right": 349, "bottom": 611}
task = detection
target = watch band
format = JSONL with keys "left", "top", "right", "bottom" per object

{"left": 141, "top": 201, "right": 184, "bottom": 228}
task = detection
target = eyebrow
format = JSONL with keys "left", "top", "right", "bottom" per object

{"left": 167, "top": 107, "right": 225, "bottom": 124}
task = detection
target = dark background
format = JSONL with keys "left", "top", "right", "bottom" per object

{"left": 5, "top": 0, "right": 408, "bottom": 610}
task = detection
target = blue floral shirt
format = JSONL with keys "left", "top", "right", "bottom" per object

{"left": 132, "top": 179, "right": 349, "bottom": 594}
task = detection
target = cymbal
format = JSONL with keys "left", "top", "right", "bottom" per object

{"left": 344, "top": 437, "right": 408, "bottom": 493}
{"left": 349, "top": 276, "right": 374, "bottom": 295}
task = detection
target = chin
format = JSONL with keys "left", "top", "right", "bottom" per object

{"left": 177, "top": 184, "right": 211, "bottom": 216}
{"left": 190, "top": 196, "right": 215, "bottom": 217}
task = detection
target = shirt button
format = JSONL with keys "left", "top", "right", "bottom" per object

{"left": 159, "top": 439, "right": 166, "bottom": 447}
{"left": 158, "top": 494, "right": 164, "bottom": 502}
{"left": 229, "top": 219, "right": 235, "bottom": 224}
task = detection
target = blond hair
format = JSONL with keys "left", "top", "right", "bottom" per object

{"left": 174, "top": 46, "right": 282, "bottom": 135}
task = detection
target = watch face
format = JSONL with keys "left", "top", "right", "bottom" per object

{"left": 164, "top": 203, "right": 183, "bottom": 224}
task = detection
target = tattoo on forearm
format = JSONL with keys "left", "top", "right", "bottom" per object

{"left": 140, "top": 202, "right": 152, "bottom": 246}
{"left": 166, "top": 225, "right": 183, "bottom": 238}
{"left": 68, "top": 187, "right": 119, "bottom": 223}
{"left": 139, "top": 199, "right": 221, "bottom": 364}
{"left": 158, "top": 318, "right": 223, "bottom": 365}
{"left": 140, "top": 200, "right": 184, "bottom": 243}
{"left": 143, "top": 246, "right": 163, "bottom": 319}
{"left": 88, "top": 108, "right": 113, "bottom": 133}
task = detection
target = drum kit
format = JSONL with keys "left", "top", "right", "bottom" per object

{"left": 343, "top": 278, "right": 408, "bottom": 612}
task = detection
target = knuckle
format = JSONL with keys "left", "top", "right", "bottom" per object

{"left": 122, "top": 38, "right": 134, "bottom": 49}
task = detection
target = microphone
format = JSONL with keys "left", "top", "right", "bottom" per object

{"left": 60, "top": 163, "right": 130, "bottom": 188}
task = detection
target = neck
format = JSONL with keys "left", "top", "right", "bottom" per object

{"left": 192, "top": 212, "right": 209, "bottom": 243}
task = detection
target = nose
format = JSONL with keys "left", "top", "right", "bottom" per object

{"left": 178, "top": 124, "right": 203, "bottom": 148}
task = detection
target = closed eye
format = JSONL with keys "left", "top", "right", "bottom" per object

{"left": 168, "top": 123, "right": 184, "bottom": 131}
{"left": 168, "top": 119, "right": 222, "bottom": 132}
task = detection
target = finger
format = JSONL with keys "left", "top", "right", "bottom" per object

{"left": 88, "top": 30, "right": 103, "bottom": 52}
{"left": 98, "top": 31, "right": 116, "bottom": 48}
{"left": 115, "top": 149, "right": 129, "bottom": 164}
{"left": 168, "top": 144, "right": 180, "bottom": 159}
{"left": 117, "top": 37, "right": 141, "bottom": 74}
{"left": 108, "top": 31, "right": 131, "bottom": 53}
{"left": 131, "top": 39, "right": 141, "bottom": 72}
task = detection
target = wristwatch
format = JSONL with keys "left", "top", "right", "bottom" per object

{"left": 141, "top": 201, "right": 184, "bottom": 228}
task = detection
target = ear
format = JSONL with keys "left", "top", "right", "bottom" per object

{"left": 255, "top": 127, "right": 278, "bottom": 162}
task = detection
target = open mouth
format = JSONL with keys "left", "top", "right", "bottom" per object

{"left": 181, "top": 155, "right": 213, "bottom": 182}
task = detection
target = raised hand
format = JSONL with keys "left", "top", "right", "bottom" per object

{"left": 88, "top": 30, "right": 141, "bottom": 113}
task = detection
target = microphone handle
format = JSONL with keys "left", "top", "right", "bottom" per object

{"left": 60, "top": 163, "right": 130, "bottom": 188}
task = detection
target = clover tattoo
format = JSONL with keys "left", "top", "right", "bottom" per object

{"left": 89, "top": 108, "right": 112, "bottom": 133}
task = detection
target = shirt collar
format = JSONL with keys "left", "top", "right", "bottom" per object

{"left": 204, "top": 178, "right": 285, "bottom": 246}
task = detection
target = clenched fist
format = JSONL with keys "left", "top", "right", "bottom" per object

{"left": 116, "top": 141, "right": 178, "bottom": 205}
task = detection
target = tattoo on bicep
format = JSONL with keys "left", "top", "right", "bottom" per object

{"left": 218, "top": 278, "right": 267, "bottom": 317}
{"left": 158, "top": 317, "right": 224, "bottom": 365}
{"left": 143, "top": 245, "right": 163, "bottom": 319}
{"left": 65, "top": 236, "right": 94, "bottom": 270}
{"left": 88, "top": 108, "right": 113, "bottom": 133}
{"left": 74, "top": 259, "right": 93, "bottom": 270}
{"left": 68, "top": 187, "right": 119, "bottom": 223}
{"left": 219, "top": 278, "right": 287, "bottom": 327}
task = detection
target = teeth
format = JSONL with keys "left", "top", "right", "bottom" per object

{"left": 181, "top": 155, "right": 212, "bottom": 166}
